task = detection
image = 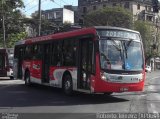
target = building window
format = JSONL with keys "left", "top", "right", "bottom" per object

{"left": 48, "top": 13, "right": 53, "bottom": 19}
{"left": 137, "top": 4, "right": 140, "bottom": 10}
{"left": 93, "top": 5, "right": 97, "bottom": 10}
{"left": 148, "top": 6, "right": 151, "bottom": 11}
{"left": 145, "top": 6, "right": 147, "bottom": 11}
{"left": 113, "top": 3, "right": 117, "bottom": 7}
{"left": 62, "top": 39, "right": 77, "bottom": 66}
{"left": 146, "top": 16, "right": 153, "bottom": 22}
{"left": 83, "top": 7, "right": 87, "bottom": 13}
{"left": 42, "top": 15, "right": 45, "bottom": 19}
{"left": 103, "top": 4, "right": 106, "bottom": 8}
{"left": 120, "top": 3, "right": 122, "bottom": 7}
{"left": 55, "top": 12, "right": 61, "bottom": 19}
{"left": 124, "top": 2, "right": 129, "bottom": 9}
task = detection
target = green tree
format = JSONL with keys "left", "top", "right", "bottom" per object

{"left": 0, "top": 0, "right": 25, "bottom": 48}
{"left": 6, "top": 32, "right": 27, "bottom": 48}
{"left": 134, "top": 20, "right": 160, "bottom": 62}
{"left": 84, "top": 6, "right": 133, "bottom": 29}
{"left": 27, "top": 14, "right": 57, "bottom": 35}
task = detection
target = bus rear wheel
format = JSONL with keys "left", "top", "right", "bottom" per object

{"left": 25, "top": 72, "right": 31, "bottom": 86}
{"left": 63, "top": 75, "right": 73, "bottom": 96}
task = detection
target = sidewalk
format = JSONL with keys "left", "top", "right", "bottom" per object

{"left": 146, "top": 70, "right": 160, "bottom": 79}
{"left": 0, "top": 77, "right": 11, "bottom": 80}
{"left": 145, "top": 70, "right": 160, "bottom": 85}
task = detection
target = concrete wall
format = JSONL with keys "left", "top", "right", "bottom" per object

{"left": 63, "top": 8, "right": 74, "bottom": 24}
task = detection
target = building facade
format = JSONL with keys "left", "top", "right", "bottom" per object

{"left": 32, "top": 7, "right": 75, "bottom": 25}
{"left": 78, "top": 0, "right": 160, "bottom": 70}
{"left": 78, "top": 0, "right": 160, "bottom": 23}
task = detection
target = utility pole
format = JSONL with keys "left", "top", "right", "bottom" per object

{"left": 38, "top": 0, "right": 41, "bottom": 36}
{"left": 2, "top": 0, "right": 6, "bottom": 48}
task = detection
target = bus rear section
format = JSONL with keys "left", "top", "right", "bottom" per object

{"left": 0, "top": 49, "right": 14, "bottom": 79}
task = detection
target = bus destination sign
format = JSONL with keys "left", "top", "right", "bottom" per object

{"left": 97, "top": 30, "right": 140, "bottom": 40}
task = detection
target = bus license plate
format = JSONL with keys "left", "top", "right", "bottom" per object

{"left": 120, "top": 87, "right": 128, "bottom": 92}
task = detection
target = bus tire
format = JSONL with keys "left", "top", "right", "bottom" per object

{"left": 25, "top": 71, "right": 31, "bottom": 86}
{"left": 63, "top": 75, "right": 73, "bottom": 96}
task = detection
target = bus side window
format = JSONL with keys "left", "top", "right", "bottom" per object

{"left": 88, "top": 40, "right": 95, "bottom": 74}
{"left": 63, "top": 39, "right": 77, "bottom": 66}
{"left": 32, "top": 44, "right": 41, "bottom": 59}
{"left": 51, "top": 41, "right": 62, "bottom": 66}
{"left": 24, "top": 45, "right": 32, "bottom": 60}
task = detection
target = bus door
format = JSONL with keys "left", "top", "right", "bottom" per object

{"left": 17, "top": 47, "right": 24, "bottom": 79}
{"left": 78, "top": 38, "right": 95, "bottom": 90}
{"left": 42, "top": 44, "right": 50, "bottom": 83}
{"left": 0, "top": 51, "right": 6, "bottom": 77}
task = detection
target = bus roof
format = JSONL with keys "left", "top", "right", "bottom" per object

{"left": 15, "top": 26, "right": 140, "bottom": 46}
{"left": 94, "top": 26, "right": 140, "bottom": 34}
{"left": 15, "top": 27, "right": 97, "bottom": 45}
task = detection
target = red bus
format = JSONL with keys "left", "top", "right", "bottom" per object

{"left": 14, "top": 26, "right": 145, "bottom": 95}
{"left": 0, "top": 48, "right": 14, "bottom": 79}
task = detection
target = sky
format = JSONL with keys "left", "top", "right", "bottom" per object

{"left": 22, "top": 0, "right": 78, "bottom": 16}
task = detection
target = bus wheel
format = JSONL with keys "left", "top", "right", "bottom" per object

{"left": 25, "top": 72, "right": 31, "bottom": 86}
{"left": 63, "top": 75, "right": 73, "bottom": 96}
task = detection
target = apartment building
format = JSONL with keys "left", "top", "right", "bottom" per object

{"left": 78, "top": 0, "right": 160, "bottom": 23}
{"left": 32, "top": 7, "right": 75, "bottom": 25}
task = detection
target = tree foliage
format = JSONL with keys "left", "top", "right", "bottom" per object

{"left": 6, "top": 32, "right": 27, "bottom": 48}
{"left": 84, "top": 6, "right": 133, "bottom": 29}
{"left": 134, "top": 20, "right": 160, "bottom": 62}
{"left": 0, "top": 0, "right": 26, "bottom": 48}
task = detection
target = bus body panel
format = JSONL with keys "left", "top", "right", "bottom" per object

{"left": 92, "top": 50, "right": 145, "bottom": 93}
{"left": 22, "top": 61, "right": 79, "bottom": 90}
{"left": 49, "top": 67, "right": 77, "bottom": 90}
{"left": 93, "top": 74, "right": 145, "bottom": 93}
{"left": 22, "top": 60, "right": 42, "bottom": 82}
{"left": 94, "top": 79, "right": 145, "bottom": 93}
{"left": 14, "top": 26, "right": 146, "bottom": 94}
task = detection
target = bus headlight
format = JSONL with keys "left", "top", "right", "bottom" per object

{"left": 101, "top": 72, "right": 107, "bottom": 81}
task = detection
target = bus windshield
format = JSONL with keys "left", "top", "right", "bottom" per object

{"left": 8, "top": 54, "right": 14, "bottom": 67}
{"left": 99, "top": 38, "right": 143, "bottom": 71}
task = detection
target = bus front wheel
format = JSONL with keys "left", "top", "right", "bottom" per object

{"left": 25, "top": 72, "right": 31, "bottom": 86}
{"left": 63, "top": 75, "right": 73, "bottom": 96}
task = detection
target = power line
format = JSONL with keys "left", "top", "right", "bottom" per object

{"left": 22, "top": 0, "right": 46, "bottom": 15}
{"left": 24, "top": 0, "right": 37, "bottom": 7}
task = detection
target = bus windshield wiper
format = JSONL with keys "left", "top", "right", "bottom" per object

{"left": 127, "top": 39, "right": 133, "bottom": 48}
{"left": 111, "top": 39, "right": 121, "bottom": 51}
{"left": 124, "top": 39, "right": 133, "bottom": 59}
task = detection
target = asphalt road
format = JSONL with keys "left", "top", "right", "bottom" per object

{"left": 0, "top": 71, "right": 160, "bottom": 119}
